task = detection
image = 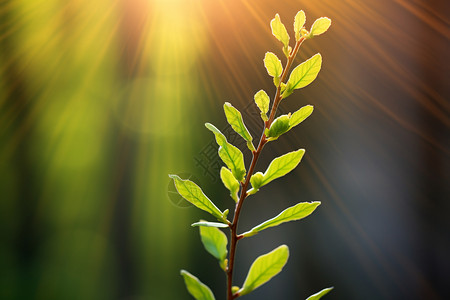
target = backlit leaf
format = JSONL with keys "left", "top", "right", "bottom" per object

{"left": 180, "top": 270, "right": 216, "bottom": 300}
{"left": 294, "top": 10, "right": 306, "bottom": 40}
{"left": 242, "top": 202, "right": 321, "bottom": 237}
{"left": 284, "top": 53, "right": 322, "bottom": 97}
{"left": 254, "top": 90, "right": 270, "bottom": 121}
{"left": 306, "top": 287, "right": 334, "bottom": 300}
{"left": 238, "top": 245, "right": 289, "bottom": 296}
{"left": 205, "top": 123, "right": 246, "bottom": 182}
{"left": 310, "top": 17, "right": 331, "bottom": 37}
{"left": 191, "top": 221, "right": 229, "bottom": 228}
{"left": 223, "top": 103, "right": 255, "bottom": 151}
{"left": 264, "top": 52, "right": 283, "bottom": 79}
{"left": 289, "top": 105, "right": 314, "bottom": 128}
{"left": 270, "top": 14, "right": 290, "bottom": 49}
{"left": 169, "top": 175, "right": 226, "bottom": 221}
{"left": 220, "top": 167, "right": 240, "bottom": 202}
{"left": 260, "top": 149, "right": 305, "bottom": 187}
{"left": 200, "top": 226, "right": 228, "bottom": 262}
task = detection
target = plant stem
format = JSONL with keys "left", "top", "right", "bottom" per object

{"left": 267, "top": 37, "right": 305, "bottom": 124}
{"left": 226, "top": 37, "right": 306, "bottom": 300}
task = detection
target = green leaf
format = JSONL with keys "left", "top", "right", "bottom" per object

{"left": 199, "top": 226, "right": 228, "bottom": 262}
{"left": 284, "top": 53, "right": 322, "bottom": 97}
{"left": 265, "top": 114, "right": 291, "bottom": 140}
{"left": 238, "top": 245, "right": 289, "bottom": 296}
{"left": 261, "top": 149, "right": 305, "bottom": 187}
{"left": 191, "top": 221, "right": 229, "bottom": 228}
{"left": 294, "top": 10, "right": 306, "bottom": 40}
{"left": 180, "top": 270, "right": 216, "bottom": 300}
{"left": 289, "top": 105, "right": 314, "bottom": 128}
{"left": 309, "top": 17, "right": 331, "bottom": 37}
{"left": 242, "top": 202, "right": 321, "bottom": 237}
{"left": 169, "top": 175, "right": 226, "bottom": 222}
{"left": 223, "top": 103, "right": 255, "bottom": 151}
{"left": 220, "top": 167, "right": 240, "bottom": 202}
{"left": 306, "top": 287, "right": 334, "bottom": 300}
{"left": 205, "top": 123, "right": 246, "bottom": 182}
{"left": 254, "top": 90, "right": 270, "bottom": 121}
{"left": 270, "top": 14, "right": 290, "bottom": 49}
{"left": 264, "top": 52, "right": 283, "bottom": 81}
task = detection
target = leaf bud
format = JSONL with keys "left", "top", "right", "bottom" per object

{"left": 266, "top": 114, "right": 291, "bottom": 140}
{"left": 301, "top": 28, "right": 309, "bottom": 37}
{"left": 250, "top": 172, "right": 264, "bottom": 190}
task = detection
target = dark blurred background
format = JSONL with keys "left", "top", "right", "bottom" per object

{"left": 0, "top": 0, "right": 448, "bottom": 299}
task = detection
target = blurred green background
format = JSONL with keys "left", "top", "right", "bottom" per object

{"left": 0, "top": 0, "right": 448, "bottom": 299}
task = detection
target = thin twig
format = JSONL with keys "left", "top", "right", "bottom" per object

{"left": 226, "top": 36, "right": 306, "bottom": 300}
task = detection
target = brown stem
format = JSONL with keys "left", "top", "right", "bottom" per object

{"left": 226, "top": 137, "right": 266, "bottom": 300}
{"left": 267, "top": 37, "right": 305, "bottom": 125}
{"left": 226, "top": 37, "right": 306, "bottom": 300}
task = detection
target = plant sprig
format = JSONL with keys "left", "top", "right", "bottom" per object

{"left": 170, "top": 10, "right": 332, "bottom": 300}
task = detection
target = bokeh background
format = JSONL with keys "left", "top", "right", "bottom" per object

{"left": 1, "top": 0, "right": 448, "bottom": 299}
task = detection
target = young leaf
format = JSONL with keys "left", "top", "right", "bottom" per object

{"left": 284, "top": 53, "right": 322, "bottom": 97}
{"left": 260, "top": 149, "right": 305, "bottom": 187}
{"left": 289, "top": 105, "right": 314, "bottom": 128}
{"left": 238, "top": 245, "right": 289, "bottom": 296}
{"left": 242, "top": 202, "right": 321, "bottom": 237}
{"left": 294, "top": 10, "right": 306, "bottom": 40}
{"left": 306, "top": 287, "right": 334, "bottom": 300}
{"left": 254, "top": 90, "right": 270, "bottom": 121}
{"left": 191, "top": 221, "right": 229, "bottom": 228}
{"left": 169, "top": 175, "right": 226, "bottom": 222}
{"left": 270, "top": 14, "right": 290, "bottom": 49}
{"left": 205, "top": 123, "right": 246, "bottom": 182}
{"left": 222, "top": 209, "right": 229, "bottom": 219}
{"left": 200, "top": 226, "right": 228, "bottom": 262}
{"left": 309, "top": 17, "right": 332, "bottom": 37}
{"left": 223, "top": 103, "right": 255, "bottom": 151}
{"left": 265, "top": 114, "right": 291, "bottom": 140}
{"left": 264, "top": 52, "right": 283, "bottom": 85}
{"left": 220, "top": 167, "right": 240, "bottom": 202}
{"left": 180, "top": 270, "right": 216, "bottom": 300}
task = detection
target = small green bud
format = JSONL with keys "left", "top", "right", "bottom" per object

{"left": 232, "top": 286, "right": 240, "bottom": 294}
{"left": 220, "top": 259, "right": 228, "bottom": 271}
{"left": 247, "top": 188, "right": 257, "bottom": 195}
{"left": 266, "top": 114, "right": 291, "bottom": 140}
{"left": 301, "top": 28, "right": 309, "bottom": 37}
{"left": 281, "top": 85, "right": 293, "bottom": 99}
{"left": 250, "top": 172, "right": 264, "bottom": 190}
{"left": 222, "top": 209, "right": 229, "bottom": 220}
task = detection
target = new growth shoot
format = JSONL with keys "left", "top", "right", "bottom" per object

{"left": 170, "top": 10, "right": 333, "bottom": 300}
